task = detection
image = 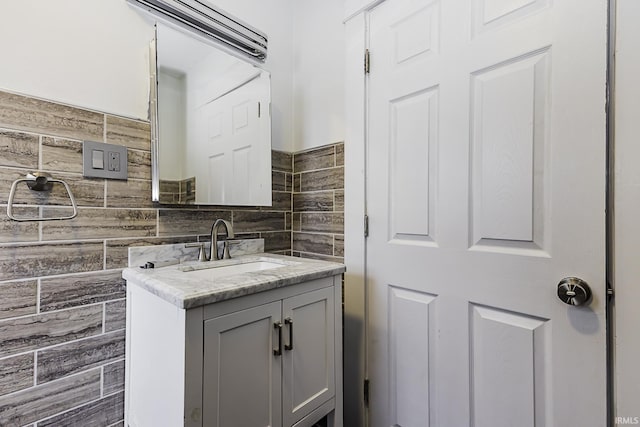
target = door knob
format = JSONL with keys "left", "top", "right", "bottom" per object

{"left": 557, "top": 277, "right": 592, "bottom": 306}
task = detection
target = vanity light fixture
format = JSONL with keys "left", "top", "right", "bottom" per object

{"left": 127, "top": 0, "right": 267, "bottom": 61}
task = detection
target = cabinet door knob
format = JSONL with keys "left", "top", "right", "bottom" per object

{"left": 284, "top": 317, "right": 293, "bottom": 351}
{"left": 273, "top": 322, "right": 283, "bottom": 356}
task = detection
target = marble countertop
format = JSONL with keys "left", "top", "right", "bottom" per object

{"left": 122, "top": 253, "right": 346, "bottom": 309}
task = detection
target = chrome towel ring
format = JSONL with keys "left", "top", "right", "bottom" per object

{"left": 6, "top": 172, "right": 78, "bottom": 222}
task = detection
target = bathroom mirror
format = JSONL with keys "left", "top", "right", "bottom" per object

{"left": 152, "top": 22, "right": 272, "bottom": 206}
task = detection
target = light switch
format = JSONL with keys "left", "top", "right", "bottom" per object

{"left": 92, "top": 149, "right": 104, "bottom": 169}
{"left": 83, "top": 141, "right": 128, "bottom": 180}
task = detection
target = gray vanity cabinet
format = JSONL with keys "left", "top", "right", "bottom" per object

{"left": 202, "top": 285, "right": 336, "bottom": 427}
{"left": 125, "top": 271, "right": 343, "bottom": 427}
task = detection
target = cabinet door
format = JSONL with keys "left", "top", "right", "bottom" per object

{"left": 203, "top": 301, "right": 282, "bottom": 427}
{"left": 282, "top": 287, "right": 335, "bottom": 426}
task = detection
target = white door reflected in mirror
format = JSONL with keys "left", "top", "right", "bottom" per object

{"left": 155, "top": 22, "right": 272, "bottom": 206}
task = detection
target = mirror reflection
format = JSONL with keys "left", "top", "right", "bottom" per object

{"left": 155, "top": 23, "right": 272, "bottom": 206}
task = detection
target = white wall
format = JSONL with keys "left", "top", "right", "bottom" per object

{"left": 0, "top": 0, "right": 346, "bottom": 152}
{"left": 0, "top": 0, "right": 297, "bottom": 151}
{"left": 292, "top": 1, "right": 345, "bottom": 151}
{"left": 614, "top": 0, "right": 640, "bottom": 420}
{"left": 0, "top": 0, "right": 153, "bottom": 120}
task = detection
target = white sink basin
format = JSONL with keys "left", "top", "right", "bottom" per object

{"left": 181, "top": 260, "right": 285, "bottom": 280}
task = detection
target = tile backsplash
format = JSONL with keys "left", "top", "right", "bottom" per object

{"left": 0, "top": 89, "right": 344, "bottom": 426}
{"left": 292, "top": 144, "right": 345, "bottom": 263}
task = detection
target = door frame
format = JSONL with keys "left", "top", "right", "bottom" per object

{"left": 606, "top": 1, "right": 616, "bottom": 425}
{"left": 610, "top": 0, "right": 640, "bottom": 424}
{"left": 343, "top": 1, "right": 617, "bottom": 426}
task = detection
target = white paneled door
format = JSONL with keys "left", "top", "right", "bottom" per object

{"left": 366, "top": 0, "right": 607, "bottom": 426}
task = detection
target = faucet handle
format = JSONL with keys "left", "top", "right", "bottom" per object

{"left": 185, "top": 242, "right": 208, "bottom": 262}
{"left": 222, "top": 241, "right": 232, "bottom": 259}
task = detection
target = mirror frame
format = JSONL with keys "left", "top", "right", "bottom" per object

{"left": 150, "top": 36, "right": 161, "bottom": 202}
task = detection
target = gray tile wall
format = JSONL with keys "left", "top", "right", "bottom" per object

{"left": 0, "top": 90, "right": 343, "bottom": 426}
{"left": 292, "top": 143, "right": 345, "bottom": 263}
{"left": 0, "top": 90, "right": 293, "bottom": 426}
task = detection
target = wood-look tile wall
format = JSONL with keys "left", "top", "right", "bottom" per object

{"left": 0, "top": 90, "right": 293, "bottom": 426}
{"left": 292, "top": 143, "right": 345, "bottom": 263}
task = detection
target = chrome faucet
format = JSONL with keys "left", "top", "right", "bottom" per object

{"left": 210, "top": 219, "right": 235, "bottom": 260}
